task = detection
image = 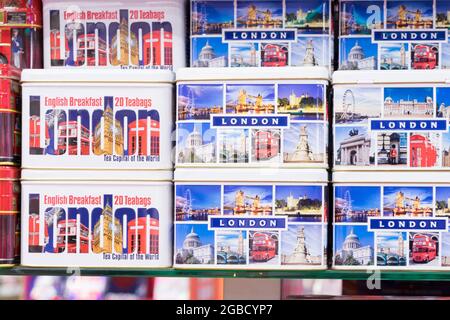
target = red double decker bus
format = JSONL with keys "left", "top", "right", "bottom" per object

{"left": 250, "top": 232, "right": 276, "bottom": 262}
{"left": 413, "top": 45, "right": 437, "bottom": 70}
{"left": 55, "top": 219, "right": 89, "bottom": 253}
{"left": 262, "top": 44, "right": 287, "bottom": 67}
{"left": 412, "top": 234, "right": 437, "bottom": 263}
{"left": 57, "top": 121, "right": 90, "bottom": 155}
{"left": 78, "top": 34, "right": 107, "bottom": 66}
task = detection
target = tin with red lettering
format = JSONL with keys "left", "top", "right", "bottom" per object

{"left": 0, "top": 166, "right": 20, "bottom": 266}
{"left": 0, "top": 0, "right": 43, "bottom": 74}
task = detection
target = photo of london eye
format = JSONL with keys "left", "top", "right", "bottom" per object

{"left": 192, "top": 0, "right": 235, "bottom": 35}
{"left": 335, "top": 186, "right": 381, "bottom": 222}
{"left": 386, "top": 1, "right": 433, "bottom": 29}
{"left": 334, "top": 87, "right": 382, "bottom": 124}
{"left": 340, "top": 1, "right": 384, "bottom": 35}
{"left": 176, "top": 185, "right": 221, "bottom": 221}
{"left": 236, "top": 1, "right": 283, "bottom": 29}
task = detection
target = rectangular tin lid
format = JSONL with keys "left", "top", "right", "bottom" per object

{"left": 175, "top": 168, "right": 328, "bottom": 183}
{"left": 21, "top": 69, "right": 175, "bottom": 84}
{"left": 333, "top": 171, "right": 450, "bottom": 184}
{"left": 176, "top": 67, "right": 330, "bottom": 82}
{"left": 333, "top": 70, "right": 450, "bottom": 85}
{"left": 22, "top": 169, "right": 173, "bottom": 182}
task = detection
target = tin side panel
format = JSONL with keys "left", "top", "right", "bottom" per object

{"left": 176, "top": 79, "right": 329, "bottom": 169}
{"left": 22, "top": 83, "right": 173, "bottom": 170}
{"left": 174, "top": 181, "right": 328, "bottom": 270}
{"left": 21, "top": 181, "right": 172, "bottom": 268}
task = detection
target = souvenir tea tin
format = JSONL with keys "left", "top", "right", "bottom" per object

{"left": 174, "top": 168, "right": 328, "bottom": 270}
{"left": 176, "top": 67, "right": 329, "bottom": 169}
{"left": 0, "top": 0, "right": 43, "bottom": 73}
{"left": 338, "top": 0, "right": 450, "bottom": 71}
{"left": 21, "top": 170, "right": 172, "bottom": 268}
{"left": 22, "top": 69, "right": 174, "bottom": 170}
{"left": 0, "top": 166, "right": 20, "bottom": 266}
{"left": 333, "top": 70, "right": 450, "bottom": 170}
{"left": 333, "top": 171, "right": 450, "bottom": 270}
{"left": 43, "top": 0, "right": 186, "bottom": 70}
{"left": 0, "top": 74, "right": 20, "bottom": 165}
{"left": 191, "top": 0, "right": 334, "bottom": 71}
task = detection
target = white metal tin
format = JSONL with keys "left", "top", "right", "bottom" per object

{"left": 174, "top": 168, "right": 328, "bottom": 270}
{"left": 190, "top": 0, "right": 334, "bottom": 72}
{"left": 333, "top": 70, "right": 450, "bottom": 171}
{"left": 22, "top": 69, "right": 174, "bottom": 170}
{"left": 176, "top": 67, "right": 330, "bottom": 169}
{"left": 21, "top": 169, "right": 173, "bottom": 268}
{"left": 338, "top": 0, "right": 450, "bottom": 71}
{"left": 333, "top": 171, "right": 450, "bottom": 271}
{"left": 43, "top": 0, "right": 186, "bottom": 71}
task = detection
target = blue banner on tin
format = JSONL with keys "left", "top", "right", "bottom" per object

{"left": 372, "top": 29, "right": 448, "bottom": 42}
{"left": 369, "top": 218, "right": 448, "bottom": 232}
{"left": 223, "top": 29, "right": 297, "bottom": 42}
{"left": 370, "top": 119, "right": 448, "bottom": 132}
{"left": 209, "top": 217, "right": 288, "bottom": 230}
{"left": 211, "top": 115, "right": 290, "bottom": 128}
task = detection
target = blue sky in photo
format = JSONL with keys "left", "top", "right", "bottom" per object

{"left": 176, "top": 185, "right": 221, "bottom": 210}
{"left": 223, "top": 185, "right": 273, "bottom": 208}
{"left": 443, "top": 43, "right": 450, "bottom": 69}
{"left": 278, "top": 83, "right": 324, "bottom": 101}
{"left": 387, "top": 1, "right": 433, "bottom": 22}
{"left": 442, "top": 233, "right": 450, "bottom": 257}
{"left": 334, "top": 87, "right": 382, "bottom": 117}
{"left": 341, "top": 1, "right": 384, "bottom": 27}
{"left": 340, "top": 37, "right": 378, "bottom": 62}
{"left": 380, "top": 43, "right": 409, "bottom": 64}
{"left": 436, "top": 187, "right": 450, "bottom": 202}
{"left": 334, "top": 225, "right": 374, "bottom": 251}
{"left": 384, "top": 87, "right": 433, "bottom": 103}
{"left": 384, "top": 186, "right": 433, "bottom": 208}
{"left": 335, "top": 186, "right": 381, "bottom": 211}
{"left": 179, "top": 84, "right": 224, "bottom": 109}
{"left": 178, "top": 122, "right": 216, "bottom": 149}
{"left": 282, "top": 224, "right": 322, "bottom": 256}
{"left": 237, "top": 0, "right": 283, "bottom": 21}
{"left": 335, "top": 126, "right": 368, "bottom": 146}
{"left": 443, "top": 132, "right": 450, "bottom": 150}
{"left": 437, "top": 87, "right": 450, "bottom": 108}
{"left": 193, "top": 37, "right": 228, "bottom": 61}
{"left": 226, "top": 84, "right": 275, "bottom": 105}
{"left": 437, "top": 0, "right": 450, "bottom": 15}
{"left": 291, "top": 37, "right": 329, "bottom": 66}
{"left": 217, "top": 231, "right": 247, "bottom": 252}
{"left": 275, "top": 185, "right": 322, "bottom": 202}
{"left": 230, "top": 43, "right": 259, "bottom": 58}
{"left": 377, "top": 232, "right": 407, "bottom": 254}
{"left": 176, "top": 224, "right": 215, "bottom": 250}
{"left": 192, "top": 1, "right": 235, "bottom": 24}
{"left": 284, "top": 123, "right": 325, "bottom": 154}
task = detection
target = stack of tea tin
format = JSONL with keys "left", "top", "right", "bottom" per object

{"left": 332, "top": 0, "right": 450, "bottom": 271}
{"left": 19, "top": 0, "right": 186, "bottom": 268}
{"left": 0, "top": 0, "right": 42, "bottom": 267}
{"left": 173, "top": 0, "right": 334, "bottom": 270}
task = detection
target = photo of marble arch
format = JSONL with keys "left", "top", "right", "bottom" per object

{"left": 335, "top": 126, "right": 375, "bottom": 166}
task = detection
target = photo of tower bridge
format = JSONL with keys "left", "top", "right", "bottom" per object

{"left": 383, "top": 186, "right": 433, "bottom": 217}
{"left": 236, "top": 1, "right": 283, "bottom": 28}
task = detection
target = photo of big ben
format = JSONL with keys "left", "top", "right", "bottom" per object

{"left": 92, "top": 202, "right": 123, "bottom": 254}
{"left": 110, "top": 17, "right": 139, "bottom": 66}
{"left": 93, "top": 103, "right": 124, "bottom": 155}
